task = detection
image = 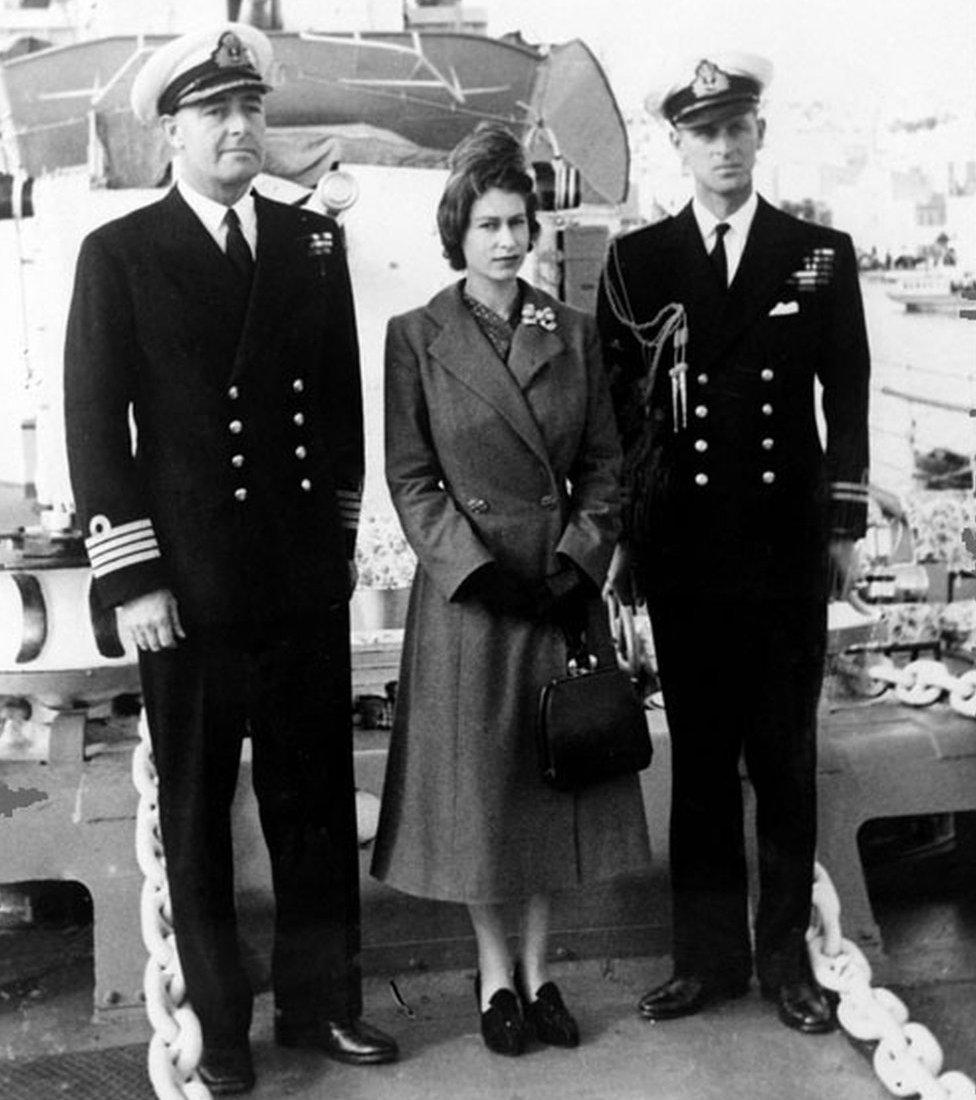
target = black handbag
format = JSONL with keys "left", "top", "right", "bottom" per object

{"left": 536, "top": 602, "right": 651, "bottom": 791}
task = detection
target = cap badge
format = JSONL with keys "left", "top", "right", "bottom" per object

{"left": 691, "top": 60, "right": 731, "bottom": 100}
{"left": 213, "top": 30, "right": 254, "bottom": 71}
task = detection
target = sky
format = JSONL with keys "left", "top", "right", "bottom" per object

{"left": 484, "top": 0, "right": 976, "bottom": 119}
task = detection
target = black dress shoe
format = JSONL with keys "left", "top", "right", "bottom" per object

{"left": 197, "top": 1045, "right": 255, "bottom": 1095}
{"left": 514, "top": 964, "right": 580, "bottom": 1048}
{"left": 475, "top": 973, "right": 528, "bottom": 1056}
{"left": 638, "top": 974, "right": 749, "bottom": 1020}
{"left": 761, "top": 979, "right": 837, "bottom": 1034}
{"left": 274, "top": 1014, "right": 399, "bottom": 1064}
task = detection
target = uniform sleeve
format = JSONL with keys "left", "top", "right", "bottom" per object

{"left": 322, "top": 225, "right": 364, "bottom": 559}
{"left": 556, "top": 316, "right": 623, "bottom": 588}
{"left": 383, "top": 316, "right": 493, "bottom": 600}
{"left": 596, "top": 243, "right": 651, "bottom": 461}
{"left": 63, "top": 232, "right": 168, "bottom": 609}
{"left": 817, "top": 233, "right": 871, "bottom": 539}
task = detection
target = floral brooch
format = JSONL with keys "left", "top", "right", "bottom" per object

{"left": 520, "top": 302, "right": 557, "bottom": 331}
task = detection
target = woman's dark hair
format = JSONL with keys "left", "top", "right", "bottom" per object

{"left": 436, "top": 122, "right": 540, "bottom": 271}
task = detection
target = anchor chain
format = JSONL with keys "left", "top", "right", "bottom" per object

{"left": 840, "top": 655, "right": 976, "bottom": 718}
{"left": 132, "top": 712, "right": 212, "bottom": 1100}
{"left": 808, "top": 863, "right": 976, "bottom": 1099}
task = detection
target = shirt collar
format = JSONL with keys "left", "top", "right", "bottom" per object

{"left": 692, "top": 190, "right": 759, "bottom": 245}
{"left": 177, "top": 178, "right": 257, "bottom": 247}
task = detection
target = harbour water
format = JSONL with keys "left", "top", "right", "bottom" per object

{"left": 865, "top": 278, "right": 976, "bottom": 498}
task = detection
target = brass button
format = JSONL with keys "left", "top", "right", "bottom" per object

{"left": 761, "top": 403, "right": 773, "bottom": 416}
{"left": 694, "top": 472, "right": 709, "bottom": 487}
{"left": 762, "top": 471, "right": 776, "bottom": 485}
{"left": 295, "top": 445, "right": 307, "bottom": 459}
{"left": 231, "top": 454, "right": 244, "bottom": 468}
{"left": 234, "top": 487, "right": 247, "bottom": 501}
{"left": 762, "top": 437, "right": 774, "bottom": 451}
{"left": 292, "top": 378, "right": 305, "bottom": 393}
{"left": 293, "top": 412, "right": 305, "bottom": 427}
{"left": 761, "top": 368, "right": 774, "bottom": 382}
{"left": 228, "top": 385, "right": 240, "bottom": 399}
{"left": 697, "top": 373, "right": 709, "bottom": 385}
{"left": 694, "top": 439, "right": 708, "bottom": 453}
{"left": 467, "top": 497, "right": 490, "bottom": 514}
{"left": 540, "top": 494, "right": 557, "bottom": 509}
{"left": 694, "top": 405, "right": 708, "bottom": 419}
{"left": 300, "top": 478, "right": 312, "bottom": 492}
{"left": 229, "top": 419, "right": 243, "bottom": 434}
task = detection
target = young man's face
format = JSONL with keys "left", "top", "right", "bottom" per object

{"left": 671, "top": 109, "right": 765, "bottom": 208}
{"left": 162, "top": 89, "right": 267, "bottom": 204}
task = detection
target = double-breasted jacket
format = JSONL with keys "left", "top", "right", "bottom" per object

{"left": 371, "top": 280, "right": 650, "bottom": 902}
{"left": 597, "top": 197, "right": 870, "bottom": 599}
{"left": 64, "top": 187, "right": 363, "bottom": 626}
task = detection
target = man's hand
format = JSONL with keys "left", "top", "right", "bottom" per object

{"left": 119, "top": 589, "right": 185, "bottom": 652}
{"left": 828, "top": 537, "right": 859, "bottom": 601}
{"left": 605, "top": 541, "right": 638, "bottom": 608}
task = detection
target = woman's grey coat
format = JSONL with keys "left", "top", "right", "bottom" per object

{"left": 371, "top": 280, "right": 651, "bottom": 903}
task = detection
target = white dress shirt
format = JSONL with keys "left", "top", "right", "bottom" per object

{"left": 692, "top": 190, "right": 758, "bottom": 286}
{"left": 177, "top": 179, "right": 257, "bottom": 259}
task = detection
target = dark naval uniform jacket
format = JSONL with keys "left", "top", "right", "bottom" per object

{"left": 597, "top": 196, "right": 870, "bottom": 599}
{"left": 64, "top": 187, "right": 363, "bottom": 627}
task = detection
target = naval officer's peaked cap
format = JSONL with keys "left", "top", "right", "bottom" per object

{"left": 131, "top": 23, "right": 274, "bottom": 124}
{"left": 649, "top": 52, "right": 773, "bottom": 127}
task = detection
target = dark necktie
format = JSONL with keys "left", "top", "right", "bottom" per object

{"left": 710, "top": 222, "right": 730, "bottom": 288}
{"left": 224, "top": 207, "right": 253, "bottom": 283}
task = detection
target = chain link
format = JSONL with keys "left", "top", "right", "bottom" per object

{"left": 132, "top": 712, "right": 211, "bottom": 1100}
{"left": 845, "top": 655, "right": 976, "bottom": 718}
{"left": 808, "top": 863, "right": 976, "bottom": 1100}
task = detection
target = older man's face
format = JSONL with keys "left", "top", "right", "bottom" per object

{"left": 671, "top": 109, "right": 765, "bottom": 207}
{"left": 163, "top": 88, "right": 266, "bottom": 204}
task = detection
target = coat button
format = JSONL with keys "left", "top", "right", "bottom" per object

{"left": 467, "top": 497, "right": 489, "bottom": 514}
{"left": 694, "top": 439, "right": 708, "bottom": 453}
{"left": 761, "top": 403, "right": 773, "bottom": 416}
{"left": 228, "top": 385, "right": 240, "bottom": 399}
{"left": 293, "top": 412, "right": 305, "bottom": 427}
{"left": 231, "top": 454, "right": 244, "bottom": 468}
{"left": 694, "top": 472, "right": 709, "bottom": 487}
{"left": 761, "top": 368, "right": 774, "bottom": 382}
{"left": 300, "top": 478, "right": 312, "bottom": 491}
{"left": 295, "top": 445, "right": 307, "bottom": 459}
{"left": 697, "top": 373, "right": 709, "bottom": 385}
{"left": 540, "top": 493, "right": 557, "bottom": 509}
{"left": 292, "top": 378, "right": 305, "bottom": 393}
{"left": 762, "top": 471, "right": 776, "bottom": 485}
{"left": 229, "top": 419, "right": 243, "bottom": 434}
{"left": 762, "top": 437, "right": 774, "bottom": 450}
{"left": 694, "top": 405, "right": 708, "bottom": 419}
{"left": 234, "top": 487, "right": 248, "bottom": 501}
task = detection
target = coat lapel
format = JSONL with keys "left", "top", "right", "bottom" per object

{"left": 229, "top": 194, "right": 301, "bottom": 382}
{"left": 426, "top": 282, "right": 552, "bottom": 469}
{"left": 506, "top": 283, "right": 566, "bottom": 390}
{"left": 711, "top": 198, "right": 809, "bottom": 362}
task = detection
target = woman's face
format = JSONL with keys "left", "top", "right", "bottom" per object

{"left": 461, "top": 187, "right": 530, "bottom": 291}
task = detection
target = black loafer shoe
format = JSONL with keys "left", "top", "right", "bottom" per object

{"left": 197, "top": 1045, "right": 255, "bottom": 1095}
{"left": 475, "top": 973, "right": 528, "bottom": 1056}
{"left": 638, "top": 974, "right": 749, "bottom": 1020}
{"left": 761, "top": 980, "right": 837, "bottom": 1034}
{"left": 514, "top": 964, "right": 580, "bottom": 1048}
{"left": 274, "top": 1015, "right": 399, "bottom": 1064}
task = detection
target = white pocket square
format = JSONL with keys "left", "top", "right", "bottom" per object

{"left": 768, "top": 300, "right": 800, "bottom": 316}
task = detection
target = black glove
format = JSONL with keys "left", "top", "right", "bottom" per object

{"left": 545, "top": 558, "right": 594, "bottom": 638}
{"left": 458, "top": 562, "right": 551, "bottom": 619}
